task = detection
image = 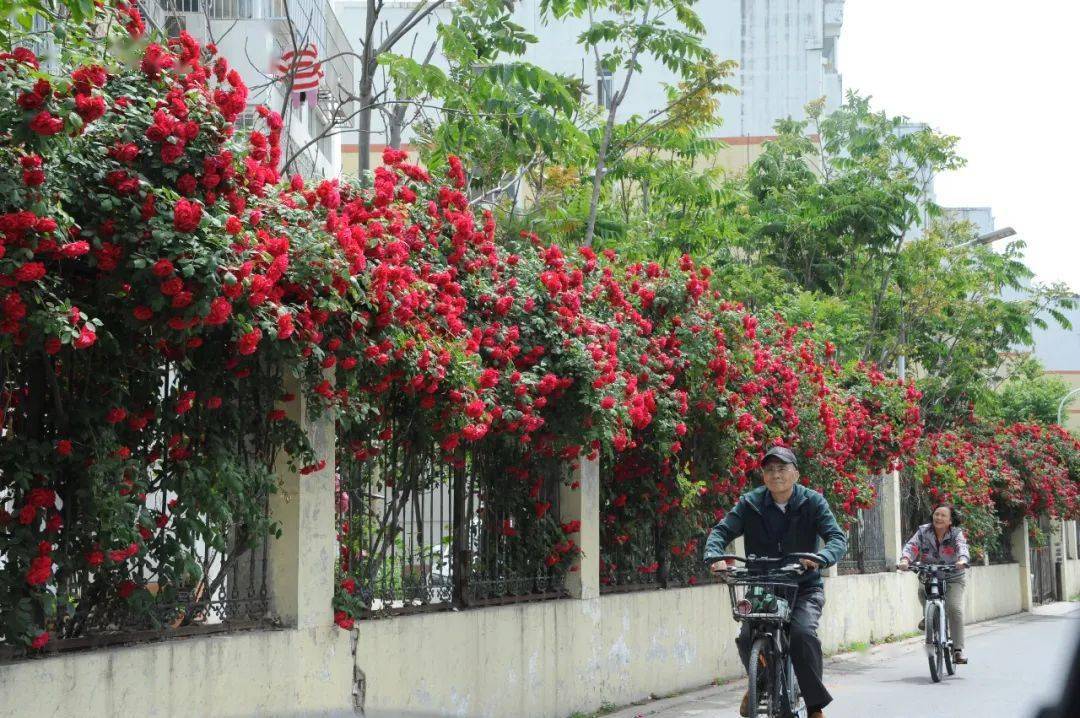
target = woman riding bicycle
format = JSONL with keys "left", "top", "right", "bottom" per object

{"left": 896, "top": 503, "right": 970, "bottom": 665}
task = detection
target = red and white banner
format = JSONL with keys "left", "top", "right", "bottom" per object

{"left": 276, "top": 44, "right": 323, "bottom": 104}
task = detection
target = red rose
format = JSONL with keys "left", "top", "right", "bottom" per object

{"left": 140, "top": 43, "right": 175, "bottom": 79}
{"left": 73, "top": 325, "right": 96, "bottom": 349}
{"left": 334, "top": 610, "right": 354, "bottom": 630}
{"left": 21, "top": 156, "right": 45, "bottom": 186}
{"left": 27, "top": 488, "right": 55, "bottom": 508}
{"left": 206, "top": 396, "right": 222, "bottom": 409}
{"left": 30, "top": 632, "right": 49, "bottom": 650}
{"left": 71, "top": 64, "right": 107, "bottom": 92}
{"left": 26, "top": 555, "right": 53, "bottom": 585}
{"left": 159, "top": 277, "right": 184, "bottom": 296}
{"left": 133, "top": 306, "right": 154, "bottom": 321}
{"left": 225, "top": 216, "right": 243, "bottom": 234}
{"left": 17, "top": 90, "right": 45, "bottom": 110}
{"left": 106, "top": 407, "right": 127, "bottom": 424}
{"left": 237, "top": 327, "right": 262, "bottom": 355}
{"left": 44, "top": 337, "right": 61, "bottom": 355}
{"left": 152, "top": 258, "right": 175, "bottom": 277}
{"left": 29, "top": 111, "right": 64, "bottom": 136}
{"left": 56, "top": 439, "right": 72, "bottom": 456}
{"left": 117, "top": 580, "right": 137, "bottom": 598}
{"left": 108, "top": 142, "right": 140, "bottom": 164}
{"left": 276, "top": 313, "right": 294, "bottom": 340}
{"left": 9, "top": 46, "right": 39, "bottom": 67}
{"left": 60, "top": 241, "right": 90, "bottom": 258}
{"left": 172, "top": 198, "right": 202, "bottom": 233}
{"left": 13, "top": 263, "right": 46, "bottom": 283}
{"left": 86, "top": 549, "right": 105, "bottom": 567}
{"left": 17, "top": 505, "right": 36, "bottom": 525}
{"left": 177, "top": 173, "right": 197, "bottom": 195}
{"left": 160, "top": 141, "right": 185, "bottom": 164}
{"left": 74, "top": 94, "right": 106, "bottom": 123}
{"left": 340, "top": 578, "right": 356, "bottom": 594}
{"left": 204, "top": 296, "right": 232, "bottom": 325}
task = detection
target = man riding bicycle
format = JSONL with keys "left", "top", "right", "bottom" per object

{"left": 705, "top": 446, "right": 848, "bottom": 718}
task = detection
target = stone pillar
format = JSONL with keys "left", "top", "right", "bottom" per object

{"left": 560, "top": 456, "right": 599, "bottom": 599}
{"left": 881, "top": 470, "right": 904, "bottom": 567}
{"left": 267, "top": 371, "right": 337, "bottom": 628}
{"left": 1010, "top": 518, "right": 1034, "bottom": 612}
{"left": 1067, "top": 521, "right": 1078, "bottom": 560}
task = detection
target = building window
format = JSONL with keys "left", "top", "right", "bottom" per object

{"left": 597, "top": 67, "right": 614, "bottom": 109}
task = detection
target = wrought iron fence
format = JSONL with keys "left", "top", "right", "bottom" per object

{"left": 599, "top": 520, "right": 716, "bottom": 593}
{"left": 338, "top": 443, "right": 571, "bottom": 617}
{"left": 838, "top": 476, "right": 889, "bottom": 575}
{"left": 0, "top": 488, "right": 272, "bottom": 659}
{"left": 598, "top": 451, "right": 715, "bottom": 593}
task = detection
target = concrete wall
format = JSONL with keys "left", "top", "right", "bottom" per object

{"left": 355, "top": 564, "right": 1023, "bottom": 718}
{"left": 0, "top": 627, "right": 353, "bottom": 718}
{"left": 1064, "top": 559, "right": 1080, "bottom": 600}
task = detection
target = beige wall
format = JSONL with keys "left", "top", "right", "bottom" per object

{"left": 1064, "top": 558, "right": 1080, "bottom": 600}
{"left": 0, "top": 626, "right": 353, "bottom": 718}
{"left": 355, "top": 564, "right": 1024, "bottom": 718}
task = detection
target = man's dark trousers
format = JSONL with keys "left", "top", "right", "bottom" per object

{"left": 735, "top": 584, "right": 831, "bottom": 710}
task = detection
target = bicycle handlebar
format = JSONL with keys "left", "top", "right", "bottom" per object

{"left": 901, "top": 561, "right": 966, "bottom": 575}
{"left": 705, "top": 552, "right": 826, "bottom": 576}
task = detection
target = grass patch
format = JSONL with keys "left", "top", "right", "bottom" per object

{"left": 566, "top": 702, "right": 618, "bottom": 718}
{"left": 832, "top": 629, "right": 923, "bottom": 656}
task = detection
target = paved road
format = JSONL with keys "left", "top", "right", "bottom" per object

{"left": 608, "top": 603, "right": 1080, "bottom": 718}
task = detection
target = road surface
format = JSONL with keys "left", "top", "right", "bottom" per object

{"left": 607, "top": 603, "right": 1079, "bottom": 718}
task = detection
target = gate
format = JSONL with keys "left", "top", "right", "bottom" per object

{"left": 1030, "top": 516, "right": 1058, "bottom": 605}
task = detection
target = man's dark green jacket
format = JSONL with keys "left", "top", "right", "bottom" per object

{"left": 703, "top": 483, "right": 848, "bottom": 587}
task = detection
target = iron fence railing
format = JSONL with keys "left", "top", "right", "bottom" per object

{"left": 338, "top": 443, "right": 571, "bottom": 617}
{"left": 838, "top": 476, "right": 889, "bottom": 575}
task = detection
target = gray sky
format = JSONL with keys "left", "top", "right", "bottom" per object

{"left": 839, "top": 0, "right": 1080, "bottom": 291}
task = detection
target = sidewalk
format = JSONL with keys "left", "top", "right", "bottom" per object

{"left": 601, "top": 602, "right": 1079, "bottom": 718}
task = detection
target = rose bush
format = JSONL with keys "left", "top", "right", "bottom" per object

{"left": 3, "top": 3, "right": 1078, "bottom": 648}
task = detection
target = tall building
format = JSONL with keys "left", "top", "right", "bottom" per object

{"left": 336, "top": 0, "right": 847, "bottom": 175}
{"left": 141, "top": 0, "right": 355, "bottom": 177}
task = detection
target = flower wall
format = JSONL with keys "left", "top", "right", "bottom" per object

{"left": 1, "top": 4, "right": 1078, "bottom": 649}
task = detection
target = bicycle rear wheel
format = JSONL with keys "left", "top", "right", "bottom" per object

{"left": 926, "top": 603, "right": 943, "bottom": 683}
{"left": 944, "top": 619, "right": 955, "bottom": 676}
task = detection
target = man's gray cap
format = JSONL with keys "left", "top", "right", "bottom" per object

{"left": 763, "top": 446, "right": 798, "bottom": 467}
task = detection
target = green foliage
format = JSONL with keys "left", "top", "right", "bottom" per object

{"left": 981, "top": 357, "right": 1074, "bottom": 426}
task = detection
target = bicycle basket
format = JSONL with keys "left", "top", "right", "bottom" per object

{"left": 727, "top": 579, "right": 799, "bottom": 623}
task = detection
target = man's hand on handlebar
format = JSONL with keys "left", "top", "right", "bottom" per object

{"left": 896, "top": 558, "right": 910, "bottom": 572}
{"left": 709, "top": 559, "right": 733, "bottom": 578}
{"left": 798, "top": 557, "right": 820, "bottom": 572}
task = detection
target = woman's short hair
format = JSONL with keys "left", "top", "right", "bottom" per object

{"left": 932, "top": 503, "right": 962, "bottom": 527}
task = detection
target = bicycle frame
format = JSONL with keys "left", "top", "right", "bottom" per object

{"left": 908, "top": 562, "right": 962, "bottom": 682}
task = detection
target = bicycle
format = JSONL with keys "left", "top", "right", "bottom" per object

{"left": 707, "top": 552, "right": 822, "bottom": 718}
{"left": 902, "top": 562, "right": 964, "bottom": 683}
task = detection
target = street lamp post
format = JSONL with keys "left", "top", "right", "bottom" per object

{"left": 1058, "top": 387, "right": 1080, "bottom": 426}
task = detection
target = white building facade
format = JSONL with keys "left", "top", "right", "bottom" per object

{"left": 141, "top": 0, "right": 355, "bottom": 177}
{"left": 335, "top": 0, "right": 846, "bottom": 173}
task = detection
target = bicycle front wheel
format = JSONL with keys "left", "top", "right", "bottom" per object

{"left": 748, "top": 636, "right": 777, "bottom": 717}
{"left": 926, "top": 603, "right": 943, "bottom": 683}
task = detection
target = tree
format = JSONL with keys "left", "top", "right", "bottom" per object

{"left": 981, "top": 357, "right": 1074, "bottom": 426}
{"left": 382, "top": 0, "right": 588, "bottom": 201}
{"left": 541, "top": 0, "right": 723, "bottom": 246}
